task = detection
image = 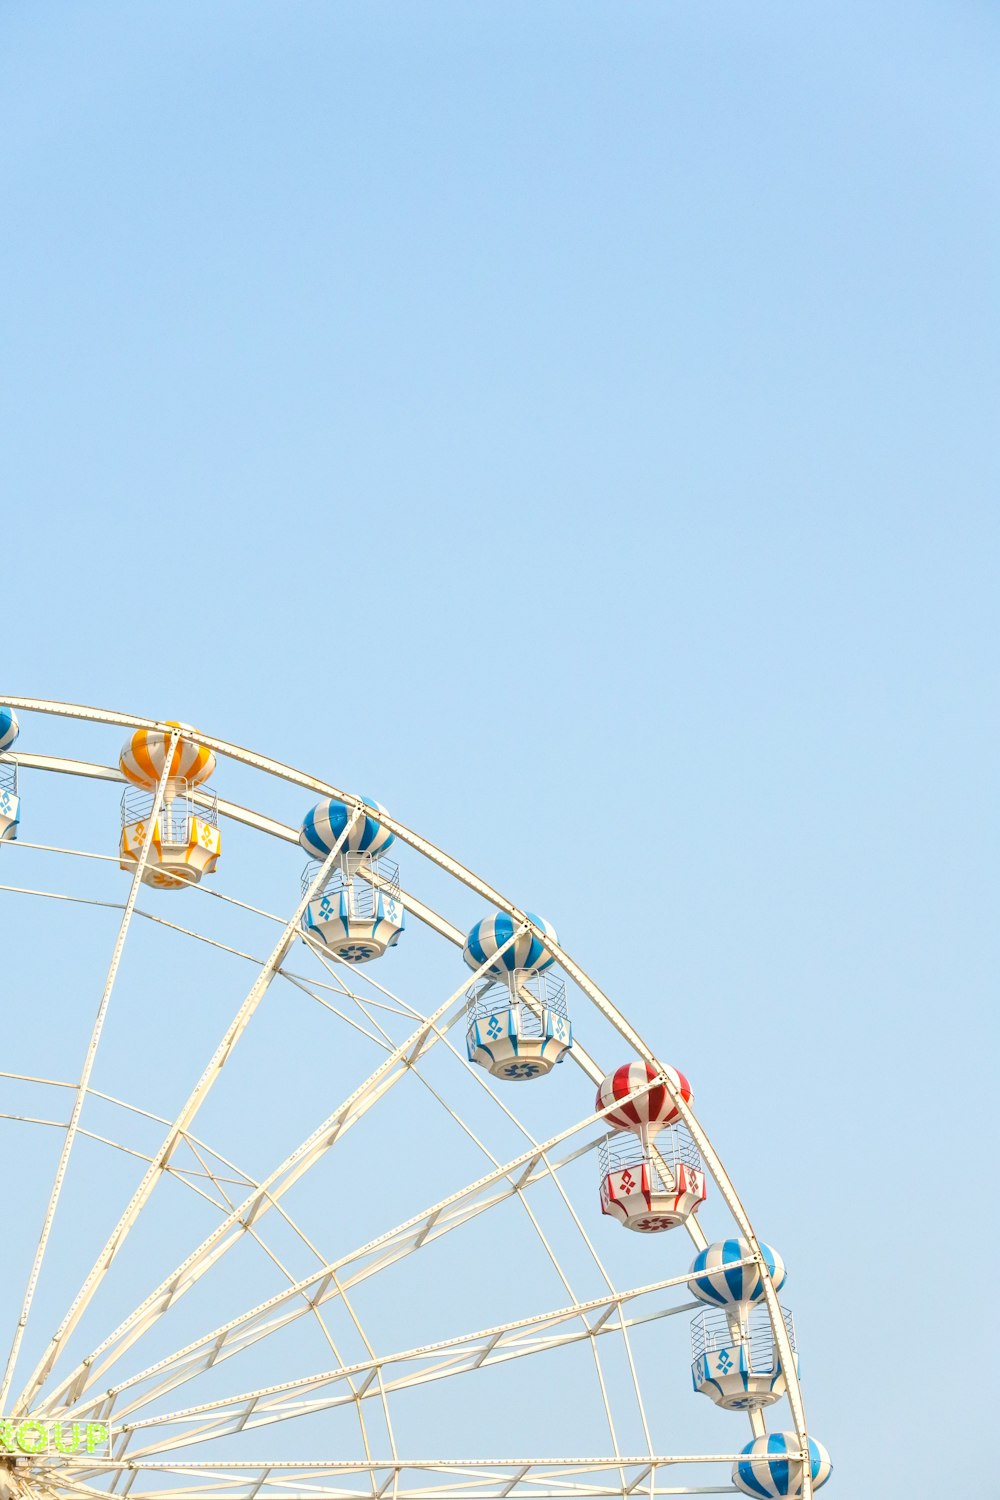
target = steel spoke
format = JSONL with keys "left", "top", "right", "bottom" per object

{"left": 0, "top": 730, "right": 180, "bottom": 1411}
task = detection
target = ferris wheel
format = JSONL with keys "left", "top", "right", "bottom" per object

{"left": 0, "top": 699, "right": 831, "bottom": 1500}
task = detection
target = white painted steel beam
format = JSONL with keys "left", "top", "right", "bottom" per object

{"left": 28, "top": 1455, "right": 747, "bottom": 1500}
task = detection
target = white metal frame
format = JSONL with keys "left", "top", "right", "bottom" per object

{"left": 0, "top": 699, "right": 819, "bottom": 1500}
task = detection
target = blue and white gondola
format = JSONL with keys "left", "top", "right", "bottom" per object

{"left": 690, "top": 1303, "right": 797, "bottom": 1411}
{"left": 0, "top": 708, "right": 18, "bottom": 755}
{"left": 464, "top": 910, "right": 571, "bottom": 1081}
{"left": 463, "top": 911, "right": 558, "bottom": 976}
{"left": 300, "top": 796, "right": 395, "bottom": 863}
{"left": 299, "top": 796, "right": 404, "bottom": 963}
{"left": 0, "top": 707, "right": 20, "bottom": 842}
{"left": 692, "top": 1340, "right": 794, "bottom": 1411}
{"left": 733, "top": 1433, "right": 832, "bottom": 1497}
{"left": 689, "top": 1239, "right": 786, "bottom": 1306}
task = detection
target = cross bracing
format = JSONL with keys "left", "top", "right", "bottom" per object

{"left": 27, "top": 1456, "right": 747, "bottom": 1500}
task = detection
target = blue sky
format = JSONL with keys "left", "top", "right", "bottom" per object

{"left": 1, "top": 3, "right": 997, "bottom": 1495}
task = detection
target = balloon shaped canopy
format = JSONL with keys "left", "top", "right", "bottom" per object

{"left": 689, "top": 1238, "right": 787, "bottom": 1307}
{"left": 734, "top": 1434, "right": 832, "bottom": 1497}
{"left": 300, "top": 796, "right": 394, "bottom": 862}
{"left": 120, "top": 725, "right": 216, "bottom": 791}
{"left": 463, "top": 911, "right": 558, "bottom": 977}
{"left": 0, "top": 707, "right": 20, "bottom": 754}
{"left": 596, "top": 1061, "right": 692, "bottom": 1137}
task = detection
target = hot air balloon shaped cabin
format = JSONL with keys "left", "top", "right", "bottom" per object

{"left": 299, "top": 798, "right": 405, "bottom": 963}
{"left": 119, "top": 726, "right": 221, "bottom": 889}
{"left": 464, "top": 913, "right": 572, "bottom": 1081}
{"left": 732, "top": 1434, "right": 831, "bottom": 1498}
{"left": 0, "top": 707, "right": 21, "bottom": 842}
{"left": 597, "top": 1062, "right": 707, "bottom": 1232}
{"left": 689, "top": 1239, "right": 800, "bottom": 1413}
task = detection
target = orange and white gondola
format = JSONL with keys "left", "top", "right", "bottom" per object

{"left": 118, "top": 724, "right": 220, "bottom": 889}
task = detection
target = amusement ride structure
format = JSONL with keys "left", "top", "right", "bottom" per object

{"left": 0, "top": 700, "right": 831, "bottom": 1500}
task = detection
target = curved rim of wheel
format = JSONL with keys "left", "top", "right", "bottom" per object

{"left": 0, "top": 697, "right": 822, "bottom": 1500}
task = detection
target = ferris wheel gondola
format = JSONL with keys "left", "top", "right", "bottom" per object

{"left": 0, "top": 706, "right": 20, "bottom": 841}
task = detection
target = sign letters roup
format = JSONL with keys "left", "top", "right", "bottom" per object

{"left": 0, "top": 1419, "right": 111, "bottom": 1457}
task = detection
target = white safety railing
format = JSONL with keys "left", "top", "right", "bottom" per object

{"left": 691, "top": 1303, "right": 796, "bottom": 1367}
{"left": 466, "top": 969, "right": 568, "bottom": 1039}
{"left": 599, "top": 1124, "right": 701, "bottom": 1188}
{"left": 121, "top": 782, "right": 219, "bottom": 844}
{"left": 300, "top": 854, "right": 401, "bottom": 917}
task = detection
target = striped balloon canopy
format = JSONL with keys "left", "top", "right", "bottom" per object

{"left": 119, "top": 725, "right": 216, "bottom": 791}
{"left": 596, "top": 1061, "right": 692, "bottom": 1138}
{"left": 463, "top": 912, "right": 558, "bottom": 977}
{"left": 733, "top": 1433, "right": 831, "bottom": 1498}
{"left": 299, "top": 797, "right": 394, "bottom": 863}
{"left": 689, "top": 1239, "right": 786, "bottom": 1307}
{"left": 0, "top": 707, "right": 19, "bottom": 754}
